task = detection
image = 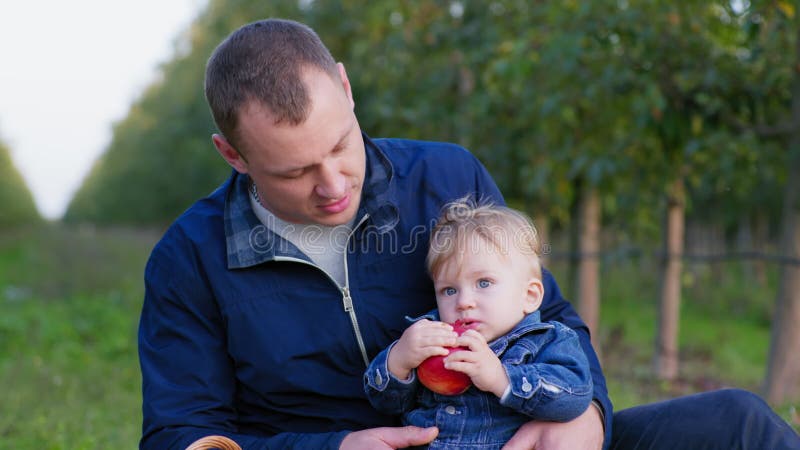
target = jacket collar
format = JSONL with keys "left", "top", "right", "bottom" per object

{"left": 488, "top": 311, "right": 554, "bottom": 355}
{"left": 223, "top": 132, "right": 399, "bottom": 269}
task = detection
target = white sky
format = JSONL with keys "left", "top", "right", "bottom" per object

{"left": 0, "top": 0, "right": 206, "bottom": 219}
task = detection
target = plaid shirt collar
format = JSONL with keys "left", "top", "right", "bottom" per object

{"left": 223, "top": 132, "right": 398, "bottom": 269}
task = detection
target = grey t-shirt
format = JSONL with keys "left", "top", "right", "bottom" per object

{"left": 249, "top": 192, "right": 353, "bottom": 287}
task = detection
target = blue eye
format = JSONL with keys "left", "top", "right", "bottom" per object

{"left": 443, "top": 287, "right": 457, "bottom": 296}
{"left": 478, "top": 279, "right": 492, "bottom": 288}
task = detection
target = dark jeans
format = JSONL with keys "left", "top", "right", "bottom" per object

{"left": 611, "top": 389, "right": 800, "bottom": 449}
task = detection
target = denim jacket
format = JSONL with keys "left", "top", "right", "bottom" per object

{"left": 364, "top": 310, "right": 593, "bottom": 449}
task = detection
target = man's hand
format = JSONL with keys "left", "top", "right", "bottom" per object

{"left": 502, "top": 404, "right": 603, "bottom": 450}
{"left": 340, "top": 426, "right": 438, "bottom": 449}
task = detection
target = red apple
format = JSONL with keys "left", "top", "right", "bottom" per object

{"left": 417, "top": 320, "right": 473, "bottom": 395}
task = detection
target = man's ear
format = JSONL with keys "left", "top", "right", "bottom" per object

{"left": 523, "top": 278, "right": 545, "bottom": 314}
{"left": 337, "top": 62, "right": 355, "bottom": 109}
{"left": 212, "top": 134, "right": 248, "bottom": 174}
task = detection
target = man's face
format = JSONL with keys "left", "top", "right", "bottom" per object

{"left": 215, "top": 64, "right": 365, "bottom": 226}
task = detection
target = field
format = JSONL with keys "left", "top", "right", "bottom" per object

{"left": 0, "top": 226, "right": 155, "bottom": 449}
{"left": 0, "top": 225, "right": 796, "bottom": 449}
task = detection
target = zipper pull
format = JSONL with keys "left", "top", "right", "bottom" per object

{"left": 342, "top": 287, "right": 353, "bottom": 312}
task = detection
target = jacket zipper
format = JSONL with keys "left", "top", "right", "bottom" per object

{"left": 273, "top": 213, "right": 372, "bottom": 367}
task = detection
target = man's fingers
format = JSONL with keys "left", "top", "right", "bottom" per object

{"left": 340, "top": 426, "right": 438, "bottom": 449}
{"left": 380, "top": 426, "right": 439, "bottom": 447}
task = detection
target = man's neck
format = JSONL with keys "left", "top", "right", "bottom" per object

{"left": 248, "top": 183, "right": 354, "bottom": 286}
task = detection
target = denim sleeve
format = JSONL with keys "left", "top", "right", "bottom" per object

{"left": 538, "top": 269, "right": 613, "bottom": 446}
{"left": 363, "top": 341, "right": 419, "bottom": 415}
{"left": 139, "top": 244, "right": 348, "bottom": 450}
{"left": 499, "top": 324, "right": 593, "bottom": 422}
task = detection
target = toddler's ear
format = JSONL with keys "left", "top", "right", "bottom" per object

{"left": 523, "top": 278, "right": 544, "bottom": 314}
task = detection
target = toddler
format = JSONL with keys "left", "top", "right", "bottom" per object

{"left": 364, "top": 198, "right": 593, "bottom": 449}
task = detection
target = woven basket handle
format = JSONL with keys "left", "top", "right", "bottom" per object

{"left": 185, "top": 435, "right": 242, "bottom": 450}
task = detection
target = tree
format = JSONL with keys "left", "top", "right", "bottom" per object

{"left": 613, "top": 1, "right": 749, "bottom": 380}
{"left": 766, "top": 91, "right": 800, "bottom": 403}
{"left": 521, "top": 1, "right": 640, "bottom": 351}
{"left": 760, "top": 0, "right": 800, "bottom": 404}
{"left": 0, "top": 137, "right": 40, "bottom": 227}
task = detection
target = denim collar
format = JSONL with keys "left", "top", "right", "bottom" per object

{"left": 407, "top": 310, "right": 554, "bottom": 356}
{"left": 224, "top": 132, "right": 399, "bottom": 269}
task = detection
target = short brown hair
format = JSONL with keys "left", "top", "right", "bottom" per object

{"left": 204, "top": 19, "right": 339, "bottom": 149}
{"left": 427, "top": 197, "right": 542, "bottom": 279}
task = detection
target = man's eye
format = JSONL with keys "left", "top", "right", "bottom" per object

{"left": 478, "top": 279, "right": 492, "bottom": 288}
{"left": 442, "top": 287, "right": 457, "bottom": 296}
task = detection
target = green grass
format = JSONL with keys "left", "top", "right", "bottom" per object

{"left": 588, "top": 258, "right": 796, "bottom": 431}
{"left": 0, "top": 226, "right": 797, "bottom": 448}
{"left": 0, "top": 225, "right": 159, "bottom": 449}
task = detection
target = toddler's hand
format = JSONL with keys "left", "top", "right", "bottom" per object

{"left": 445, "top": 329, "right": 509, "bottom": 397}
{"left": 387, "top": 320, "right": 458, "bottom": 380}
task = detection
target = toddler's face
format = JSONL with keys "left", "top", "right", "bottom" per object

{"left": 433, "top": 235, "right": 542, "bottom": 342}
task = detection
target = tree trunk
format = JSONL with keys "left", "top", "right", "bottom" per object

{"left": 577, "top": 186, "right": 601, "bottom": 354}
{"left": 764, "top": 161, "right": 800, "bottom": 403}
{"left": 764, "top": 21, "right": 800, "bottom": 403}
{"left": 655, "top": 176, "right": 685, "bottom": 381}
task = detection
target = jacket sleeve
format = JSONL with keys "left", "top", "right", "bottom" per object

{"left": 363, "top": 341, "right": 419, "bottom": 415}
{"left": 539, "top": 269, "right": 613, "bottom": 446}
{"left": 138, "top": 238, "right": 348, "bottom": 450}
{"left": 499, "top": 325, "right": 593, "bottom": 422}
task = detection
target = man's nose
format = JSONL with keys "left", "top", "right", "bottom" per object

{"left": 314, "top": 161, "right": 346, "bottom": 199}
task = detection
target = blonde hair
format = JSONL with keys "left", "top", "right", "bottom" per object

{"left": 426, "top": 197, "right": 542, "bottom": 279}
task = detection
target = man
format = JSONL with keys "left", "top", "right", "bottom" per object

{"left": 139, "top": 18, "right": 799, "bottom": 450}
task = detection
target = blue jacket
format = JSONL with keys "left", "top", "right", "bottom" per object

{"left": 138, "top": 134, "right": 612, "bottom": 449}
{"left": 364, "top": 311, "right": 593, "bottom": 449}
